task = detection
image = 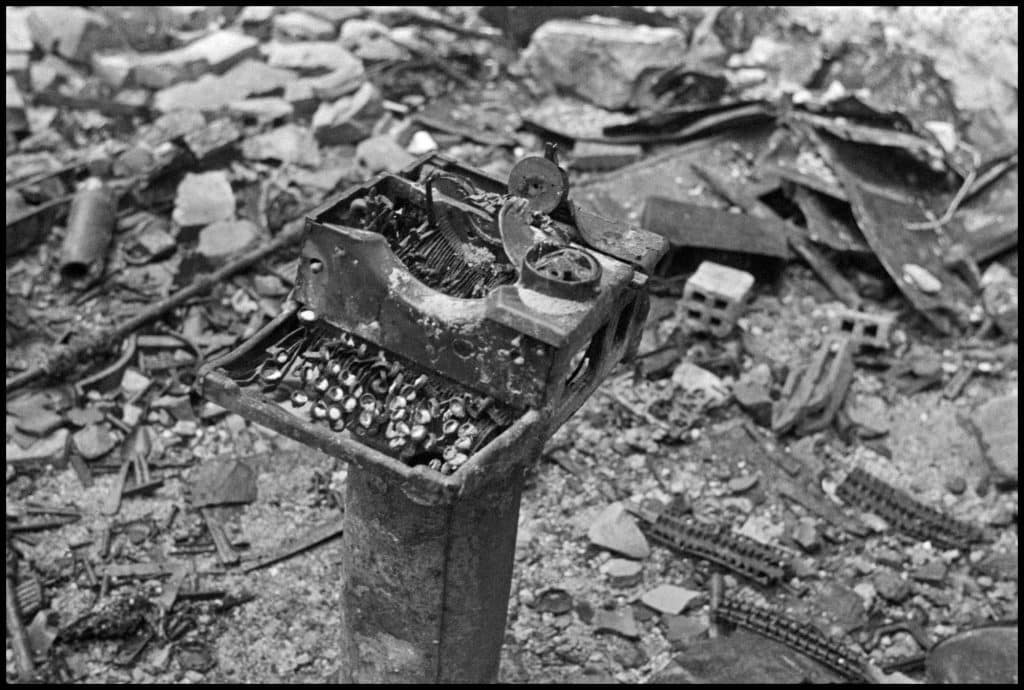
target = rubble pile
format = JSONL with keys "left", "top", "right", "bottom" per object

{"left": 5, "top": 5, "right": 1018, "bottom": 685}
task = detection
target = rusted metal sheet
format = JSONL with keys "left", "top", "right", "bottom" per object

{"left": 339, "top": 461, "right": 528, "bottom": 683}
{"left": 815, "top": 133, "right": 977, "bottom": 333}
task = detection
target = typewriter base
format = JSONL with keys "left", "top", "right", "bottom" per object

{"left": 338, "top": 460, "right": 526, "bottom": 683}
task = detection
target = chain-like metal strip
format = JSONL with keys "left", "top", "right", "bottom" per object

{"left": 836, "top": 468, "right": 984, "bottom": 549}
{"left": 640, "top": 509, "right": 790, "bottom": 587}
{"left": 714, "top": 596, "right": 870, "bottom": 682}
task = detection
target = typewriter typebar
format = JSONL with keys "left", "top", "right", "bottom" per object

{"left": 196, "top": 150, "right": 667, "bottom": 496}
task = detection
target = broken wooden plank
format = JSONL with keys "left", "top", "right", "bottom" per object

{"left": 200, "top": 508, "right": 239, "bottom": 566}
{"left": 102, "top": 461, "right": 131, "bottom": 516}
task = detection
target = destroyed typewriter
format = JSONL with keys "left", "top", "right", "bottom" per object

{"left": 196, "top": 147, "right": 667, "bottom": 499}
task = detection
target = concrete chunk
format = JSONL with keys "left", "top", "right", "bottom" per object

{"left": 311, "top": 82, "right": 383, "bottom": 145}
{"left": 522, "top": 20, "right": 690, "bottom": 109}
{"left": 264, "top": 41, "right": 363, "bottom": 73}
{"left": 640, "top": 584, "right": 703, "bottom": 615}
{"left": 588, "top": 502, "right": 650, "bottom": 559}
{"left": 173, "top": 171, "right": 235, "bottom": 227}
{"left": 969, "top": 394, "right": 1018, "bottom": 485}
{"left": 133, "top": 30, "right": 259, "bottom": 89}
{"left": 198, "top": 219, "right": 260, "bottom": 260}
{"left": 27, "top": 6, "right": 122, "bottom": 63}
{"left": 273, "top": 11, "right": 338, "bottom": 41}
{"left": 241, "top": 124, "right": 322, "bottom": 167}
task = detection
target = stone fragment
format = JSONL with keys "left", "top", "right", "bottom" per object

{"left": 663, "top": 613, "right": 709, "bottom": 647}
{"left": 172, "top": 420, "right": 198, "bottom": 437}
{"left": 522, "top": 20, "right": 690, "bottom": 110}
{"left": 671, "top": 362, "right": 730, "bottom": 407}
{"left": 138, "top": 110, "right": 208, "bottom": 147}
{"left": 601, "top": 558, "right": 643, "bottom": 588}
{"left": 26, "top": 611, "right": 59, "bottom": 659}
{"left": 980, "top": 263, "right": 1017, "bottom": 338}
{"left": 814, "top": 582, "right": 867, "bottom": 633}
{"left": 264, "top": 41, "right": 362, "bottom": 73}
{"left": 901, "top": 263, "right": 942, "bottom": 294}
{"left": 593, "top": 607, "right": 640, "bottom": 640}
{"left": 6, "top": 51, "right": 30, "bottom": 91}
{"left": 120, "top": 368, "right": 152, "bottom": 396}
{"left": 303, "top": 59, "right": 366, "bottom": 100}
{"left": 72, "top": 424, "right": 117, "bottom": 460}
{"left": 238, "top": 6, "right": 276, "bottom": 26}
{"left": 273, "top": 11, "right": 337, "bottom": 41}
{"left": 875, "top": 548, "right": 905, "bottom": 569}
{"left": 149, "top": 57, "right": 295, "bottom": 113}
{"left": 793, "top": 518, "right": 820, "bottom": 552}
{"left": 340, "top": 18, "right": 409, "bottom": 61}
{"left": 859, "top": 511, "right": 889, "bottom": 533}
{"left": 406, "top": 131, "right": 438, "bottom": 155}
{"left": 976, "top": 550, "right": 1018, "bottom": 582}
{"left": 912, "top": 560, "right": 948, "bottom": 584}
{"left": 229, "top": 98, "right": 295, "bottom": 123}
{"left": 853, "top": 582, "right": 876, "bottom": 609}
{"left": 241, "top": 124, "right": 322, "bottom": 167}
{"left": 220, "top": 59, "right": 298, "bottom": 97}
{"left": 7, "top": 7, "right": 34, "bottom": 53}
{"left": 183, "top": 118, "right": 242, "bottom": 161}
{"left": 969, "top": 394, "right": 1018, "bottom": 484}
{"left": 14, "top": 408, "right": 64, "bottom": 437}
{"left": 355, "top": 135, "right": 416, "bottom": 173}
{"left": 190, "top": 456, "right": 257, "bottom": 507}
{"left": 6, "top": 429, "right": 70, "bottom": 470}
{"left": 873, "top": 571, "right": 911, "bottom": 603}
{"left": 732, "top": 374, "right": 772, "bottom": 427}
{"left": 173, "top": 172, "right": 235, "bottom": 227}
{"left": 843, "top": 393, "right": 890, "bottom": 436}
{"left": 737, "top": 514, "right": 784, "bottom": 544}
{"left": 67, "top": 407, "right": 105, "bottom": 427}
{"left": 640, "top": 585, "right": 703, "bottom": 615}
{"left": 90, "top": 52, "right": 133, "bottom": 89}
{"left": 27, "top": 6, "right": 121, "bottom": 63}
{"left": 197, "top": 220, "right": 260, "bottom": 260}
{"left": 296, "top": 7, "right": 364, "bottom": 25}
{"left": 945, "top": 476, "right": 967, "bottom": 495}
{"left": 6, "top": 76, "right": 27, "bottom": 133}
{"left": 311, "top": 82, "right": 383, "bottom": 145}
{"left": 588, "top": 502, "right": 650, "bottom": 559}
{"left": 727, "top": 474, "right": 759, "bottom": 494}
{"left": 133, "top": 30, "right": 259, "bottom": 89}
{"left": 153, "top": 75, "right": 242, "bottom": 113}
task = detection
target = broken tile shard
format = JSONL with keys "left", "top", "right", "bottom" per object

{"left": 640, "top": 584, "right": 703, "bottom": 615}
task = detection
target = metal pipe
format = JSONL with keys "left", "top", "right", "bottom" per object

{"left": 59, "top": 178, "right": 115, "bottom": 288}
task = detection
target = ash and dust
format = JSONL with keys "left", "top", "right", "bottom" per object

{"left": 5, "top": 5, "right": 1018, "bottom": 685}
